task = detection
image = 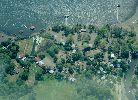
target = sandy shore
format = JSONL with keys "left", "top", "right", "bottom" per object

{"left": 119, "top": 6, "right": 138, "bottom": 32}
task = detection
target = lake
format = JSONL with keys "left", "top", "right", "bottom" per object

{"left": 0, "top": 0, "right": 137, "bottom": 35}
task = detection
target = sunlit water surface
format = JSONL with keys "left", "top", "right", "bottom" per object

{"left": 0, "top": 0, "right": 137, "bottom": 35}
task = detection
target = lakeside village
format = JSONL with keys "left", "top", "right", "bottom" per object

{"left": 0, "top": 24, "right": 138, "bottom": 85}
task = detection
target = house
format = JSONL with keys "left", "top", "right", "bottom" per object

{"left": 62, "top": 41, "right": 65, "bottom": 45}
{"left": 71, "top": 44, "right": 76, "bottom": 48}
{"left": 101, "top": 75, "right": 106, "bottom": 80}
{"left": 59, "top": 38, "right": 65, "bottom": 45}
{"left": 21, "top": 57, "right": 26, "bottom": 61}
{"left": 34, "top": 57, "right": 45, "bottom": 66}
{"left": 100, "top": 67, "right": 103, "bottom": 71}
{"left": 69, "top": 77, "right": 76, "bottom": 82}
{"left": 79, "top": 29, "right": 87, "bottom": 33}
{"left": 117, "top": 59, "right": 121, "bottom": 62}
{"left": 34, "top": 57, "right": 41, "bottom": 62}
{"left": 72, "top": 49, "right": 76, "bottom": 53}
{"left": 111, "top": 53, "right": 115, "bottom": 58}
{"left": 36, "top": 60, "right": 45, "bottom": 66}
{"left": 88, "top": 43, "right": 93, "bottom": 48}
{"left": 110, "top": 64, "right": 114, "bottom": 67}
{"left": 39, "top": 61, "right": 45, "bottom": 66}
{"left": 18, "top": 53, "right": 25, "bottom": 59}
{"left": 49, "top": 69, "right": 54, "bottom": 74}
{"left": 2, "top": 46, "right": 6, "bottom": 49}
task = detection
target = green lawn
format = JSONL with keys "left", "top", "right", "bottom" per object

{"left": 19, "top": 80, "right": 78, "bottom": 100}
{"left": 17, "top": 38, "right": 33, "bottom": 54}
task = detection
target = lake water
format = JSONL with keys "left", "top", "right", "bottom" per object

{"left": 0, "top": 0, "right": 137, "bottom": 35}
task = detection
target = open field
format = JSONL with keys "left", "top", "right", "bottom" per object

{"left": 19, "top": 80, "right": 77, "bottom": 100}
{"left": 17, "top": 39, "right": 33, "bottom": 54}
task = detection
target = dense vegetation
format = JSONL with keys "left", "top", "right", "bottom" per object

{"left": 0, "top": 24, "right": 138, "bottom": 99}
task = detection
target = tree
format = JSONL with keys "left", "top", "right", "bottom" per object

{"left": 42, "top": 32, "right": 54, "bottom": 40}
{"left": 77, "top": 33, "right": 82, "bottom": 41}
{"left": 35, "top": 67, "right": 44, "bottom": 81}
{"left": 64, "top": 35, "right": 74, "bottom": 51}
{"left": 73, "top": 24, "right": 82, "bottom": 33}
{"left": 38, "top": 54, "right": 45, "bottom": 60}
{"left": 99, "top": 39, "right": 108, "bottom": 50}
{"left": 132, "top": 52, "right": 138, "bottom": 59}
{"left": 83, "top": 34, "right": 91, "bottom": 43}
{"left": 94, "top": 52, "right": 104, "bottom": 62}
{"left": 72, "top": 50, "right": 83, "bottom": 61}
{"left": 135, "top": 66, "right": 138, "bottom": 77}
{"left": 66, "top": 50, "right": 83, "bottom": 63}
{"left": 55, "top": 72, "right": 64, "bottom": 81}
{"left": 5, "top": 62, "right": 15, "bottom": 75}
{"left": 128, "top": 31, "right": 136, "bottom": 37}
{"left": 93, "top": 36, "right": 101, "bottom": 48}
{"left": 120, "top": 60, "right": 129, "bottom": 73}
{"left": 68, "top": 67, "right": 74, "bottom": 74}
{"left": 85, "top": 70, "right": 92, "bottom": 79}
{"left": 63, "top": 26, "right": 74, "bottom": 36}
{"left": 20, "top": 70, "right": 29, "bottom": 81}
{"left": 1, "top": 40, "right": 10, "bottom": 47}
{"left": 132, "top": 41, "right": 138, "bottom": 52}
{"left": 131, "top": 77, "right": 137, "bottom": 88}
{"left": 10, "top": 52, "right": 17, "bottom": 59}
{"left": 88, "top": 25, "right": 95, "bottom": 33}
{"left": 8, "top": 43, "right": 19, "bottom": 53}
{"left": 56, "top": 62, "right": 64, "bottom": 73}
{"left": 83, "top": 47, "right": 91, "bottom": 52}
{"left": 98, "top": 26, "right": 108, "bottom": 38}
{"left": 121, "top": 45, "right": 130, "bottom": 59}
{"left": 53, "top": 56, "right": 58, "bottom": 63}
{"left": 47, "top": 49, "right": 55, "bottom": 57}
{"left": 47, "top": 45, "right": 59, "bottom": 57}
{"left": 111, "top": 27, "right": 123, "bottom": 38}
{"left": 35, "top": 73, "right": 43, "bottom": 81}
{"left": 61, "top": 58, "right": 66, "bottom": 64}
{"left": 52, "top": 25, "right": 61, "bottom": 33}
{"left": 121, "top": 51, "right": 129, "bottom": 59}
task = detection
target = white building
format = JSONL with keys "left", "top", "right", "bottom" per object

{"left": 72, "top": 49, "right": 76, "bottom": 53}
{"left": 49, "top": 70, "right": 54, "bottom": 74}
{"left": 21, "top": 57, "right": 26, "bottom": 61}
{"left": 69, "top": 77, "right": 76, "bottom": 82}
{"left": 36, "top": 60, "right": 45, "bottom": 66}
{"left": 111, "top": 53, "right": 115, "bottom": 58}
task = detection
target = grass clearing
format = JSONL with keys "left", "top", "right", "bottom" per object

{"left": 17, "top": 38, "right": 33, "bottom": 54}
{"left": 19, "top": 80, "right": 78, "bottom": 100}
